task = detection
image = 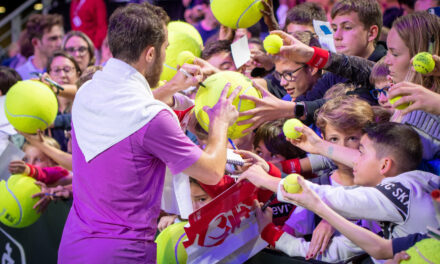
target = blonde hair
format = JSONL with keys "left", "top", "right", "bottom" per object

{"left": 316, "top": 96, "right": 374, "bottom": 135}
{"left": 393, "top": 12, "right": 440, "bottom": 92}
{"left": 77, "top": 65, "right": 103, "bottom": 88}
{"left": 323, "top": 83, "right": 356, "bottom": 99}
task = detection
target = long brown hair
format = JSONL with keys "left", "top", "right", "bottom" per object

{"left": 393, "top": 12, "right": 440, "bottom": 92}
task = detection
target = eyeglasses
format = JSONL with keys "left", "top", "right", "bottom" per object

{"left": 370, "top": 85, "right": 390, "bottom": 100}
{"left": 65, "top": 46, "right": 88, "bottom": 55}
{"left": 50, "top": 66, "right": 75, "bottom": 75}
{"left": 273, "top": 65, "right": 306, "bottom": 82}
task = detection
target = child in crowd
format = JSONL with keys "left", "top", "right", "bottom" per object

{"left": 242, "top": 122, "right": 439, "bottom": 262}
{"left": 9, "top": 136, "right": 72, "bottom": 186}
{"left": 251, "top": 96, "right": 377, "bottom": 262}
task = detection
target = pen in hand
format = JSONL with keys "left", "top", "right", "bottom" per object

{"left": 179, "top": 68, "right": 206, "bottom": 87}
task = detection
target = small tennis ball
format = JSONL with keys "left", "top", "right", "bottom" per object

{"left": 283, "top": 118, "right": 304, "bottom": 139}
{"left": 194, "top": 71, "right": 262, "bottom": 139}
{"left": 5, "top": 80, "right": 58, "bottom": 134}
{"left": 263, "top": 34, "right": 283, "bottom": 55}
{"left": 283, "top": 174, "right": 302, "bottom": 194}
{"left": 401, "top": 238, "right": 440, "bottom": 264}
{"left": 412, "top": 52, "right": 435, "bottom": 74}
{"left": 388, "top": 96, "right": 410, "bottom": 110}
{"left": 177, "top": 51, "right": 195, "bottom": 66}
{"left": 211, "top": 0, "right": 264, "bottom": 29}
{"left": 0, "top": 174, "right": 41, "bottom": 228}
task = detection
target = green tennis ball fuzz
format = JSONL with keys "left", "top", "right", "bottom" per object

{"left": 194, "top": 71, "right": 262, "bottom": 139}
{"left": 283, "top": 174, "right": 302, "bottom": 194}
{"left": 412, "top": 52, "right": 435, "bottom": 74}
{"left": 177, "top": 51, "right": 195, "bottom": 66}
{"left": 388, "top": 96, "right": 410, "bottom": 110}
{"left": 0, "top": 174, "right": 41, "bottom": 228}
{"left": 263, "top": 35, "right": 283, "bottom": 55}
{"left": 5, "top": 80, "right": 58, "bottom": 134}
{"left": 401, "top": 238, "right": 440, "bottom": 264}
{"left": 283, "top": 118, "right": 304, "bottom": 139}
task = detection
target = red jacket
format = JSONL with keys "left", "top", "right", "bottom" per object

{"left": 70, "top": 0, "right": 108, "bottom": 49}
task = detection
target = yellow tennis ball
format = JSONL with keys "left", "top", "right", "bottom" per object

{"left": 211, "top": 0, "right": 264, "bottom": 29}
{"left": 401, "top": 238, "right": 440, "bottom": 264}
{"left": 0, "top": 174, "right": 41, "bottom": 228}
{"left": 263, "top": 34, "right": 283, "bottom": 55}
{"left": 283, "top": 174, "right": 302, "bottom": 194}
{"left": 194, "top": 71, "right": 262, "bottom": 139}
{"left": 160, "top": 29, "right": 202, "bottom": 82}
{"left": 5, "top": 80, "right": 58, "bottom": 134}
{"left": 388, "top": 96, "right": 410, "bottom": 110}
{"left": 283, "top": 118, "right": 304, "bottom": 139}
{"left": 412, "top": 52, "right": 435, "bottom": 74}
{"left": 177, "top": 51, "right": 195, "bottom": 66}
{"left": 155, "top": 221, "right": 188, "bottom": 264}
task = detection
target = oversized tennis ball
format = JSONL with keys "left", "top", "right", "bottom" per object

{"left": 0, "top": 174, "right": 41, "bottom": 228}
{"left": 412, "top": 52, "right": 435, "bottom": 74}
{"left": 211, "top": 0, "right": 264, "bottom": 29}
{"left": 4, "top": 80, "right": 58, "bottom": 134}
{"left": 156, "top": 221, "right": 188, "bottom": 264}
{"left": 283, "top": 118, "right": 304, "bottom": 139}
{"left": 263, "top": 34, "right": 283, "bottom": 55}
{"left": 388, "top": 96, "right": 410, "bottom": 110}
{"left": 401, "top": 238, "right": 440, "bottom": 264}
{"left": 168, "top": 21, "right": 204, "bottom": 48}
{"left": 283, "top": 174, "right": 302, "bottom": 194}
{"left": 194, "top": 71, "right": 262, "bottom": 139}
{"left": 177, "top": 51, "right": 196, "bottom": 66}
{"left": 160, "top": 30, "right": 202, "bottom": 82}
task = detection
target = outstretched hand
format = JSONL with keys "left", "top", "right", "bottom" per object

{"left": 271, "top": 30, "right": 315, "bottom": 64}
{"left": 387, "top": 81, "right": 440, "bottom": 115}
{"left": 203, "top": 83, "right": 242, "bottom": 127}
{"left": 238, "top": 81, "right": 292, "bottom": 134}
{"left": 286, "top": 125, "right": 324, "bottom": 155}
{"left": 281, "top": 175, "right": 323, "bottom": 211}
{"left": 253, "top": 199, "right": 273, "bottom": 233}
{"left": 234, "top": 149, "right": 270, "bottom": 173}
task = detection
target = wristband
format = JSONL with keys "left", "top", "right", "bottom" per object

{"left": 261, "top": 223, "right": 284, "bottom": 247}
{"left": 306, "top": 47, "right": 329, "bottom": 69}
{"left": 281, "top": 158, "right": 301, "bottom": 174}
{"left": 26, "top": 163, "right": 37, "bottom": 177}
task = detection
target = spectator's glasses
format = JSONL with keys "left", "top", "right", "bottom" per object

{"left": 65, "top": 46, "right": 88, "bottom": 55}
{"left": 273, "top": 65, "right": 306, "bottom": 82}
{"left": 370, "top": 85, "right": 390, "bottom": 100}
{"left": 50, "top": 66, "right": 75, "bottom": 75}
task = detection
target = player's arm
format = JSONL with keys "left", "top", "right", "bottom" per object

{"left": 183, "top": 83, "right": 241, "bottom": 185}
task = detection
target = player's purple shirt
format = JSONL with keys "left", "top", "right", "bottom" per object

{"left": 58, "top": 110, "right": 202, "bottom": 263}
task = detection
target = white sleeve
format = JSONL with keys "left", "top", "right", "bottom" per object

{"left": 306, "top": 182, "right": 403, "bottom": 223}
{"left": 275, "top": 234, "right": 365, "bottom": 263}
{"left": 308, "top": 154, "right": 336, "bottom": 173}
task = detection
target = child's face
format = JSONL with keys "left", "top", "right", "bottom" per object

{"left": 374, "top": 81, "right": 392, "bottom": 109}
{"left": 23, "top": 145, "right": 55, "bottom": 168}
{"left": 324, "top": 124, "right": 362, "bottom": 150}
{"left": 353, "top": 135, "right": 385, "bottom": 186}
{"left": 190, "top": 182, "right": 212, "bottom": 211}
{"left": 331, "top": 12, "right": 373, "bottom": 57}
{"left": 254, "top": 140, "right": 286, "bottom": 165}
{"left": 275, "top": 59, "right": 311, "bottom": 99}
{"left": 286, "top": 23, "right": 315, "bottom": 35}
